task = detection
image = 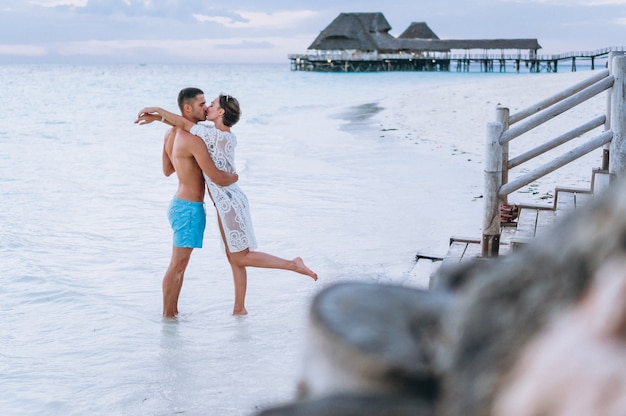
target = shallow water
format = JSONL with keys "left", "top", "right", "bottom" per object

{"left": 0, "top": 63, "right": 601, "bottom": 415}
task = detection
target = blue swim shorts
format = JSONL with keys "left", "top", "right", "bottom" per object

{"left": 167, "top": 198, "right": 206, "bottom": 248}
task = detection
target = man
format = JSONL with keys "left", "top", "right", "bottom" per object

{"left": 139, "top": 87, "right": 238, "bottom": 317}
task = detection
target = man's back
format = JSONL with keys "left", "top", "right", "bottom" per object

{"left": 164, "top": 127, "right": 205, "bottom": 202}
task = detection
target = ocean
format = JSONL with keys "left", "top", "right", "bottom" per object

{"left": 0, "top": 63, "right": 602, "bottom": 415}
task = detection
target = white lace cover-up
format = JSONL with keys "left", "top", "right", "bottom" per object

{"left": 190, "top": 124, "right": 257, "bottom": 253}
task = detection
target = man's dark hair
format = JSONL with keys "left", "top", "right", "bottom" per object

{"left": 177, "top": 87, "right": 204, "bottom": 112}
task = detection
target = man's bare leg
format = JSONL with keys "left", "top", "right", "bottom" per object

{"left": 162, "top": 246, "right": 193, "bottom": 318}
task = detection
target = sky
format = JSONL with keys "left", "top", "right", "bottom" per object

{"left": 0, "top": 0, "right": 624, "bottom": 64}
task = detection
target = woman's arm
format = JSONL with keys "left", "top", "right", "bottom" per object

{"left": 181, "top": 130, "right": 238, "bottom": 186}
{"left": 135, "top": 107, "right": 196, "bottom": 132}
{"left": 136, "top": 109, "right": 236, "bottom": 186}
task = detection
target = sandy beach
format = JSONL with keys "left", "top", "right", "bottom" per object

{"left": 376, "top": 70, "right": 606, "bottom": 202}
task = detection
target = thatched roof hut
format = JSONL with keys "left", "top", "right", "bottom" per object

{"left": 307, "top": 12, "right": 398, "bottom": 52}
{"left": 308, "top": 12, "right": 541, "bottom": 54}
{"left": 398, "top": 22, "right": 440, "bottom": 40}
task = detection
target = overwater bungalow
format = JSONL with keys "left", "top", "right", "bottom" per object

{"left": 288, "top": 12, "right": 545, "bottom": 72}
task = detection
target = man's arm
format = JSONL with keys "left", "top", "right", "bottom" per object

{"left": 136, "top": 107, "right": 195, "bottom": 132}
{"left": 181, "top": 130, "right": 238, "bottom": 186}
{"left": 162, "top": 129, "right": 176, "bottom": 176}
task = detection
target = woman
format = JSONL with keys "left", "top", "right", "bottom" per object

{"left": 136, "top": 94, "right": 317, "bottom": 315}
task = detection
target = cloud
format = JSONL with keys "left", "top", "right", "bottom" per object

{"left": 25, "top": 34, "right": 313, "bottom": 63}
{"left": 214, "top": 40, "right": 274, "bottom": 50}
{"left": 0, "top": 0, "right": 622, "bottom": 63}
{"left": 0, "top": 44, "right": 48, "bottom": 56}
{"left": 194, "top": 10, "right": 318, "bottom": 29}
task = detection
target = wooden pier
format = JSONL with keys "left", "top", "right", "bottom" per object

{"left": 412, "top": 52, "right": 626, "bottom": 287}
{"left": 424, "top": 168, "right": 611, "bottom": 272}
{"left": 289, "top": 47, "right": 625, "bottom": 73}
{"left": 291, "top": 13, "right": 625, "bottom": 73}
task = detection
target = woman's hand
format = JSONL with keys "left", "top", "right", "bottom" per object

{"left": 134, "top": 112, "right": 161, "bottom": 125}
{"left": 135, "top": 107, "right": 163, "bottom": 125}
{"left": 137, "top": 107, "right": 161, "bottom": 117}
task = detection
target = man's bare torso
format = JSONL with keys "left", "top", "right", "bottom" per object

{"left": 165, "top": 127, "right": 205, "bottom": 202}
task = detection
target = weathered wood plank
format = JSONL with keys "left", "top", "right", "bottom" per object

{"left": 442, "top": 241, "right": 468, "bottom": 267}
{"left": 498, "top": 243, "right": 511, "bottom": 256}
{"left": 497, "top": 226, "right": 516, "bottom": 256}
{"left": 575, "top": 191, "right": 592, "bottom": 207}
{"left": 499, "top": 225, "right": 517, "bottom": 246}
{"left": 510, "top": 207, "right": 539, "bottom": 251}
{"left": 510, "top": 236, "right": 533, "bottom": 252}
{"left": 592, "top": 171, "right": 611, "bottom": 195}
{"left": 555, "top": 190, "right": 576, "bottom": 215}
{"left": 515, "top": 207, "right": 538, "bottom": 240}
{"left": 535, "top": 209, "right": 557, "bottom": 236}
{"left": 609, "top": 55, "right": 626, "bottom": 174}
{"left": 462, "top": 242, "right": 482, "bottom": 262}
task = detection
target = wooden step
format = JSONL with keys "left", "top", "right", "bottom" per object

{"left": 591, "top": 169, "right": 611, "bottom": 195}
{"left": 554, "top": 187, "right": 592, "bottom": 216}
{"left": 424, "top": 232, "right": 514, "bottom": 288}
{"left": 438, "top": 228, "right": 516, "bottom": 264}
{"left": 425, "top": 237, "right": 481, "bottom": 288}
{"left": 433, "top": 168, "right": 611, "bottom": 268}
{"left": 510, "top": 207, "right": 556, "bottom": 251}
{"left": 441, "top": 237, "right": 481, "bottom": 265}
{"left": 511, "top": 186, "right": 594, "bottom": 251}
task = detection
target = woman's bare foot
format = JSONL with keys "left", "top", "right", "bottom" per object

{"left": 233, "top": 306, "right": 248, "bottom": 316}
{"left": 293, "top": 257, "right": 318, "bottom": 281}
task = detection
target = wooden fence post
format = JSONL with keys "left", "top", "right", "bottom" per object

{"left": 483, "top": 121, "right": 504, "bottom": 257}
{"left": 609, "top": 55, "right": 626, "bottom": 177}
{"left": 605, "top": 52, "right": 623, "bottom": 170}
{"left": 497, "top": 107, "right": 510, "bottom": 204}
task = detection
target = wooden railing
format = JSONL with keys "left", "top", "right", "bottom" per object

{"left": 546, "top": 46, "right": 626, "bottom": 60}
{"left": 482, "top": 53, "right": 626, "bottom": 256}
{"left": 289, "top": 46, "right": 626, "bottom": 63}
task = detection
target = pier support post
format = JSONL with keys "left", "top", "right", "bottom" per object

{"left": 609, "top": 55, "right": 626, "bottom": 177}
{"left": 483, "top": 122, "right": 504, "bottom": 257}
